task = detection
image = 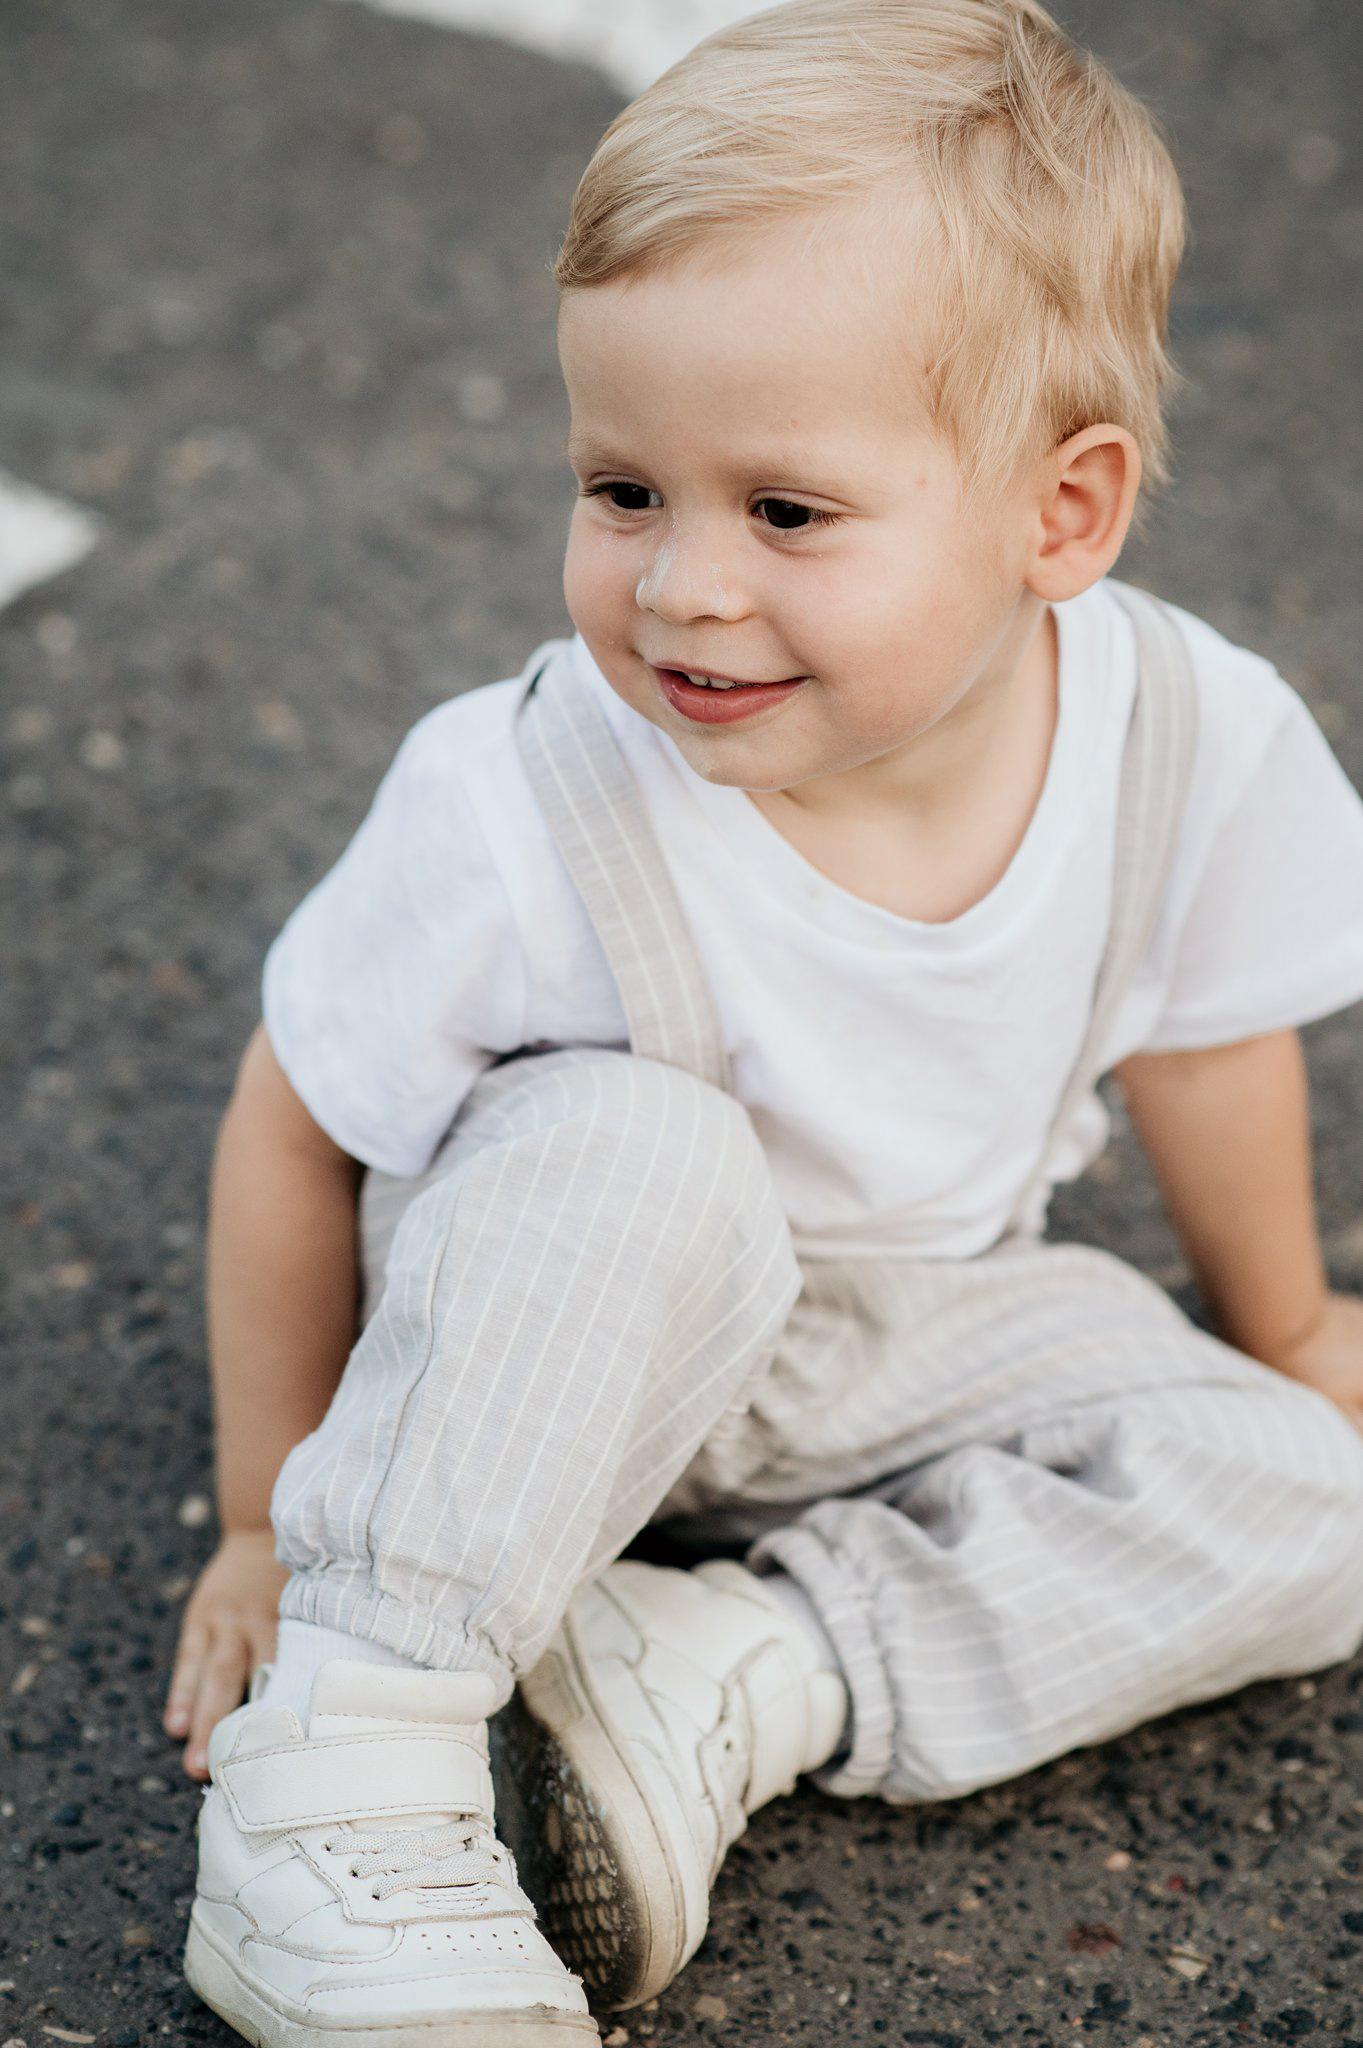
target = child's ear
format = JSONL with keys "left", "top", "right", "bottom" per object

{"left": 1024, "top": 424, "right": 1142, "bottom": 603}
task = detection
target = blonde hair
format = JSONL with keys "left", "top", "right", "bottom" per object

{"left": 556, "top": 0, "right": 1186, "bottom": 496}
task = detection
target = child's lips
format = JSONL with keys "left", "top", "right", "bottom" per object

{"left": 652, "top": 666, "right": 806, "bottom": 726}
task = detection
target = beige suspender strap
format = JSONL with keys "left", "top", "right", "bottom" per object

{"left": 515, "top": 647, "right": 732, "bottom": 1092}
{"left": 1009, "top": 583, "right": 1200, "bottom": 1231}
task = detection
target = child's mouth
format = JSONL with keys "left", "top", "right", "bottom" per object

{"left": 653, "top": 667, "right": 806, "bottom": 726}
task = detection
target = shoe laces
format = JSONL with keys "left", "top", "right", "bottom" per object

{"left": 327, "top": 1817, "right": 510, "bottom": 1904}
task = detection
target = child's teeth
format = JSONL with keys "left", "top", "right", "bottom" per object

{"left": 685, "top": 672, "right": 737, "bottom": 690}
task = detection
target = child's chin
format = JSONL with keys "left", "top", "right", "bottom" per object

{"left": 674, "top": 738, "right": 799, "bottom": 792}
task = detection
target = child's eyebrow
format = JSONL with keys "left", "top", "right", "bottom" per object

{"left": 564, "top": 431, "right": 636, "bottom": 467}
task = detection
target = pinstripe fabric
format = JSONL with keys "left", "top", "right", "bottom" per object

{"left": 274, "top": 1049, "right": 801, "bottom": 1695}
{"left": 272, "top": 594, "right": 1363, "bottom": 1799}
{"left": 517, "top": 656, "right": 731, "bottom": 1091}
{"left": 678, "top": 1241, "right": 1363, "bottom": 1799}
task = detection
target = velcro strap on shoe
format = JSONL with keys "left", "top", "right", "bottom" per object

{"left": 217, "top": 1732, "right": 494, "bottom": 1835}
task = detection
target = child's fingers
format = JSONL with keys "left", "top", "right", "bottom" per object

{"left": 184, "top": 1635, "right": 252, "bottom": 1780}
{"left": 184, "top": 1744, "right": 212, "bottom": 1784}
{"left": 164, "top": 1622, "right": 208, "bottom": 1738}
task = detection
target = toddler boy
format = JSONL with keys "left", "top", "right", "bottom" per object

{"left": 168, "top": 1, "right": 1363, "bottom": 2041}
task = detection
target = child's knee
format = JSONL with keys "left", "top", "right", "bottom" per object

{"left": 489, "top": 1048, "right": 769, "bottom": 1198}
{"left": 394, "top": 1049, "right": 788, "bottom": 1275}
{"left": 567, "top": 1048, "right": 762, "bottom": 1170}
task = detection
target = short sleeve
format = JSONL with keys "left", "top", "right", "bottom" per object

{"left": 262, "top": 702, "right": 528, "bottom": 1175}
{"left": 1143, "top": 672, "right": 1363, "bottom": 1051}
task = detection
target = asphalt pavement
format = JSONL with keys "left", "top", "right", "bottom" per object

{"left": 2, "top": 1, "right": 1363, "bottom": 2043}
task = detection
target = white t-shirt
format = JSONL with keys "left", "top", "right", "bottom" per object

{"left": 264, "top": 581, "right": 1363, "bottom": 1261}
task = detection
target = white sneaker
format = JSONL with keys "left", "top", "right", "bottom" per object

{"left": 506, "top": 1560, "right": 848, "bottom": 2010}
{"left": 185, "top": 1660, "right": 600, "bottom": 2047}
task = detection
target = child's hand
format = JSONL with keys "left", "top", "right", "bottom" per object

{"left": 1264, "top": 1292, "right": 1363, "bottom": 1433}
{"left": 163, "top": 1528, "right": 289, "bottom": 1780}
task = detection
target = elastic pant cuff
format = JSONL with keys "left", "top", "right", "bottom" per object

{"left": 750, "top": 1523, "right": 895, "bottom": 1800}
{"left": 278, "top": 1571, "right": 515, "bottom": 1710}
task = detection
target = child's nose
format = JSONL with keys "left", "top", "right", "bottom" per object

{"left": 635, "top": 525, "right": 745, "bottom": 625}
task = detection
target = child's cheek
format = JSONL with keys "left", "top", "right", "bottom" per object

{"left": 563, "top": 516, "right": 629, "bottom": 647}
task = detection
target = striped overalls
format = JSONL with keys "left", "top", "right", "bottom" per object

{"left": 272, "top": 590, "right": 1363, "bottom": 1803}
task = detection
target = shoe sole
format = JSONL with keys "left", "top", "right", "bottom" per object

{"left": 503, "top": 1590, "right": 708, "bottom": 2011}
{"left": 184, "top": 1915, "right": 600, "bottom": 2048}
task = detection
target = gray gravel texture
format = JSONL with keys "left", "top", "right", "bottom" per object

{"left": 2, "top": 0, "right": 1362, "bottom": 2042}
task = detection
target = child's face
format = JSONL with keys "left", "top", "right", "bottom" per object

{"left": 559, "top": 213, "right": 1044, "bottom": 797}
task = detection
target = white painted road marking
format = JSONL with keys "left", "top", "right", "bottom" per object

{"left": 0, "top": 471, "right": 100, "bottom": 613}
{"left": 349, "top": 0, "right": 782, "bottom": 91}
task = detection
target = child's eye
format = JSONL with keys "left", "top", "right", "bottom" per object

{"left": 584, "top": 482, "right": 659, "bottom": 513}
{"left": 753, "top": 498, "right": 837, "bottom": 532}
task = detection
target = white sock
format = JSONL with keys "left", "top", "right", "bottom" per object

{"left": 261, "top": 1619, "right": 426, "bottom": 1723}
{"left": 761, "top": 1571, "right": 843, "bottom": 1677}
{"left": 759, "top": 1571, "right": 850, "bottom": 1770}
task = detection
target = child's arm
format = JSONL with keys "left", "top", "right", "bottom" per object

{"left": 163, "top": 1025, "right": 363, "bottom": 1776}
{"left": 1115, "top": 1027, "right": 1363, "bottom": 1424}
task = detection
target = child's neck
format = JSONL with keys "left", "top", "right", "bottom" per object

{"left": 748, "top": 602, "right": 1059, "bottom": 925}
